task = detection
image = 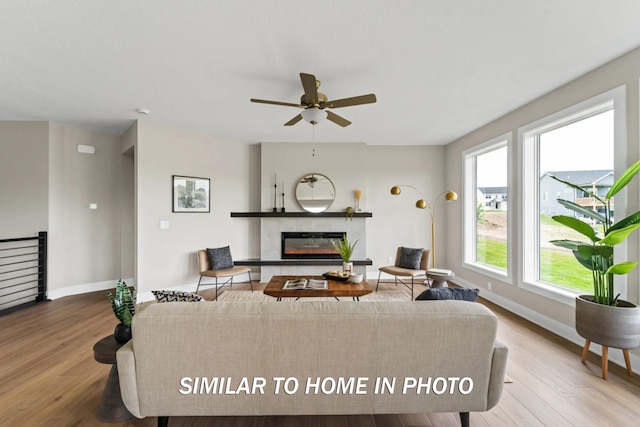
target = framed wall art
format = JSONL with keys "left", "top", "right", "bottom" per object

{"left": 172, "top": 175, "right": 210, "bottom": 213}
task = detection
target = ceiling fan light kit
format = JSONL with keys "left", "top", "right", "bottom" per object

{"left": 251, "top": 72, "right": 376, "bottom": 127}
{"left": 301, "top": 108, "right": 327, "bottom": 125}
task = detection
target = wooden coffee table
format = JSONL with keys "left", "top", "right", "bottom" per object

{"left": 264, "top": 275, "right": 372, "bottom": 301}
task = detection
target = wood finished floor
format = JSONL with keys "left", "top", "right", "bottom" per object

{"left": 1, "top": 280, "right": 639, "bottom": 427}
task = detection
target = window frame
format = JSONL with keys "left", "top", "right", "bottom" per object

{"left": 518, "top": 86, "right": 627, "bottom": 305}
{"left": 462, "top": 132, "right": 513, "bottom": 283}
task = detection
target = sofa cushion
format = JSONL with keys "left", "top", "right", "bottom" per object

{"left": 152, "top": 290, "right": 204, "bottom": 302}
{"left": 416, "top": 287, "right": 480, "bottom": 302}
{"left": 206, "top": 246, "right": 234, "bottom": 270}
{"left": 397, "top": 247, "right": 423, "bottom": 269}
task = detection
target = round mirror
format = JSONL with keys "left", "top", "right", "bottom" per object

{"left": 295, "top": 173, "right": 335, "bottom": 213}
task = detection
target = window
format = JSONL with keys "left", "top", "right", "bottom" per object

{"left": 463, "top": 134, "right": 510, "bottom": 279}
{"left": 521, "top": 86, "right": 626, "bottom": 303}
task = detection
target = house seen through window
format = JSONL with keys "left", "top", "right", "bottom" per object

{"left": 463, "top": 135, "right": 509, "bottom": 276}
{"left": 524, "top": 102, "right": 616, "bottom": 295}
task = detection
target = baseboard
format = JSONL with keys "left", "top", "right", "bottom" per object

{"left": 454, "top": 276, "right": 640, "bottom": 376}
{"left": 47, "top": 277, "right": 135, "bottom": 300}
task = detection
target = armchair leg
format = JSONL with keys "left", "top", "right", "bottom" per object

{"left": 158, "top": 416, "right": 169, "bottom": 427}
{"left": 196, "top": 276, "right": 203, "bottom": 294}
{"left": 248, "top": 271, "right": 254, "bottom": 292}
{"left": 375, "top": 271, "right": 383, "bottom": 292}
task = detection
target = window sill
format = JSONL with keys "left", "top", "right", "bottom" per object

{"left": 520, "top": 281, "right": 578, "bottom": 307}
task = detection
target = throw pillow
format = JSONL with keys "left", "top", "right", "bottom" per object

{"left": 415, "top": 287, "right": 480, "bottom": 302}
{"left": 206, "top": 246, "right": 234, "bottom": 270}
{"left": 397, "top": 247, "right": 424, "bottom": 269}
{"left": 152, "top": 290, "right": 205, "bottom": 303}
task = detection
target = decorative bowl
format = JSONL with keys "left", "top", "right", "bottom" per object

{"left": 323, "top": 271, "right": 350, "bottom": 282}
{"left": 350, "top": 273, "right": 363, "bottom": 284}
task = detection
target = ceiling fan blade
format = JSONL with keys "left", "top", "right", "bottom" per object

{"left": 326, "top": 111, "right": 351, "bottom": 127}
{"left": 251, "top": 98, "right": 303, "bottom": 108}
{"left": 300, "top": 73, "right": 319, "bottom": 105}
{"left": 284, "top": 114, "right": 303, "bottom": 126}
{"left": 321, "top": 94, "right": 377, "bottom": 109}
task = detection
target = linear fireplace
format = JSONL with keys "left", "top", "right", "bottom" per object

{"left": 281, "top": 232, "right": 345, "bottom": 259}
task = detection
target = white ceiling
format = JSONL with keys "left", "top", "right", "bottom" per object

{"left": 2, "top": 1, "right": 640, "bottom": 146}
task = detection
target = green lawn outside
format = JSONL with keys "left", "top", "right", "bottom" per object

{"left": 476, "top": 236, "right": 592, "bottom": 293}
{"left": 539, "top": 248, "right": 592, "bottom": 293}
{"left": 475, "top": 237, "right": 507, "bottom": 269}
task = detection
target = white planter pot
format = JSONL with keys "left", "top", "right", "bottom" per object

{"left": 342, "top": 262, "right": 353, "bottom": 273}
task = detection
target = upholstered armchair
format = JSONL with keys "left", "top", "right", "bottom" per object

{"left": 376, "top": 247, "right": 431, "bottom": 300}
{"left": 196, "top": 248, "right": 252, "bottom": 300}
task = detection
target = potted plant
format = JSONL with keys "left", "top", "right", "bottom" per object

{"left": 331, "top": 234, "right": 358, "bottom": 273}
{"left": 106, "top": 279, "right": 137, "bottom": 343}
{"left": 549, "top": 159, "right": 640, "bottom": 375}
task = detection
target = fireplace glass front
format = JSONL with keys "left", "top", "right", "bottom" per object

{"left": 281, "top": 232, "right": 345, "bottom": 259}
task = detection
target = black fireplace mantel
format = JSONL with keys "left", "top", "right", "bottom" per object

{"left": 230, "top": 212, "right": 372, "bottom": 218}
{"left": 234, "top": 258, "right": 373, "bottom": 267}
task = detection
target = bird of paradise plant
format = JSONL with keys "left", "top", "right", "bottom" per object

{"left": 549, "top": 159, "right": 640, "bottom": 306}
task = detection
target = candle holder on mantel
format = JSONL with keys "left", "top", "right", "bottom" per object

{"left": 281, "top": 191, "right": 286, "bottom": 212}
{"left": 272, "top": 183, "right": 278, "bottom": 212}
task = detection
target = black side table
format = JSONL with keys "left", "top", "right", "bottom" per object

{"left": 93, "top": 334, "right": 133, "bottom": 422}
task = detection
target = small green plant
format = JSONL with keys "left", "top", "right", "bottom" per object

{"left": 549, "top": 159, "right": 640, "bottom": 306}
{"left": 476, "top": 202, "right": 485, "bottom": 224}
{"left": 331, "top": 234, "right": 358, "bottom": 263}
{"left": 106, "top": 280, "right": 137, "bottom": 327}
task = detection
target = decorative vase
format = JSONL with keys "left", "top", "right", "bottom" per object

{"left": 343, "top": 262, "right": 353, "bottom": 274}
{"left": 345, "top": 207, "right": 354, "bottom": 221}
{"left": 114, "top": 322, "right": 132, "bottom": 344}
{"left": 575, "top": 295, "right": 640, "bottom": 349}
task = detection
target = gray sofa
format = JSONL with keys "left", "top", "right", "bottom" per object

{"left": 117, "top": 300, "right": 508, "bottom": 427}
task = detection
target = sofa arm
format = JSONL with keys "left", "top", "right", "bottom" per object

{"left": 486, "top": 339, "right": 509, "bottom": 410}
{"left": 116, "top": 341, "right": 142, "bottom": 418}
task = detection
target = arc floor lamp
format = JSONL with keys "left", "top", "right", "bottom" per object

{"left": 390, "top": 185, "right": 458, "bottom": 269}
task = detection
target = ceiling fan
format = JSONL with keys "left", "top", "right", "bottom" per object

{"left": 250, "top": 72, "right": 377, "bottom": 127}
{"left": 300, "top": 174, "right": 319, "bottom": 187}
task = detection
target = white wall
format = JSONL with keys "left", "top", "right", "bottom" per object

{"left": 121, "top": 123, "right": 138, "bottom": 281}
{"left": 135, "top": 120, "right": 254, "bottom": 295}
{"left": 134, "top": 136, "right": 448, "bottom": 290}
{"left": 0, "top": 121, "right": 49, "bottom": 238}
{"left": 256, "top": 143, "right": 448, "bottom": 280}
{"left": 261, "top": 142, "right": 368, "bottom": 213}
{"left": 120, "top": 152, "right": 135, "bottom": 279}
{"left": 365, "top": 145, "right": 448, "bottom": 276}
{"left": 444, "top": 46, "right": 640, "bottom": 367}
{"left": 48, "top": 124, "right": 127, "bottom": 296}
{"left": 0, "top": 121, "right": 133, "bottom": 298}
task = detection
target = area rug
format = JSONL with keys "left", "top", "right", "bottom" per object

{"left": 216, "top": 290, "right": 409, "bottom": 302}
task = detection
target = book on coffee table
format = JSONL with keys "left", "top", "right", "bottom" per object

{"left": 283, "top": 278, "right": 328, "bottom": 290}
